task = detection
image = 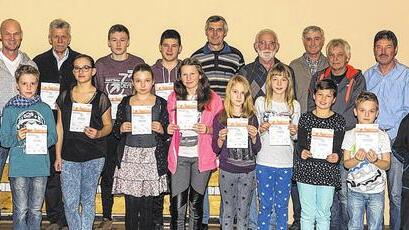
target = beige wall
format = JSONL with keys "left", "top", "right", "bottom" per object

{"left": 1, "top": 0, "right": 409, "bottom": 69}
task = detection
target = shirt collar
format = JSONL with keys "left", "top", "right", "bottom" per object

{"left": 52, "top": 48, "right": 69, "bottom": 62}
{"left": 203, "top": 41, "right": 231, "bottom": 54}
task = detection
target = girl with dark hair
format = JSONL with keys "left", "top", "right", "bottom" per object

{"left": 167, "top": 58, "right": 223, "bottom": 229}
{"left": 54, "top": 54, "right": 112, "bottom": 229}
{"left": 293, "top": 79, "right": 345, "bottom": 230}
{"left": 112, "top": 63, "right": 169, "bottom": 229}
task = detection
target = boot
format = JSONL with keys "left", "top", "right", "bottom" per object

{"left": 189, "top": 188, "right": 205, "bottom": 230}
{"left": 170, "top": 189, "right": 189, "bottom": 230}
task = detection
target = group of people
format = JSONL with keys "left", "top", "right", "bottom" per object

{"left": 0, "top": 14, "right": 408, "bottom": 230}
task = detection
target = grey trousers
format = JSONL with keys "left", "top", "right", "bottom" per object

{"left": 219, "top": 169, "right": 256, "bottom": 230}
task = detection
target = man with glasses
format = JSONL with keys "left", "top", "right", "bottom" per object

{"left": 33, "top": 18, "right": 80, "bottom": 230}
{"left": 0, "top": 18, "right": 37, "bottom": 219}
{"left": 94, "top": 24, "right": 144, "bottom": 230}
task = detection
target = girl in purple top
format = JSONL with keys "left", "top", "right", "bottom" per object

{"left": 212, "top": 75, "right": 261, "bottom": 230}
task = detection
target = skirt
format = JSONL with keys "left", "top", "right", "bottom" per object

{"left": 112, "top": 145, "right": 167, "bottom": 197}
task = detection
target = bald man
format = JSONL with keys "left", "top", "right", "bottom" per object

{"left": 0, "top": 18, "right": 37, "bottom": 218}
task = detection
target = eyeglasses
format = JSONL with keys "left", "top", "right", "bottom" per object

{"left": 73, "top": 65, "right": 92, "bottom": 73}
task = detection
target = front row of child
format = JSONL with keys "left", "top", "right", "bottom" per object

{"left": 0, "top": 57, "right": 404, "bottom": 229}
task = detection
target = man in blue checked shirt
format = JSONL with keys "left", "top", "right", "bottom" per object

{"left": 364, "top": 30, "right": 409, "bottom": 230}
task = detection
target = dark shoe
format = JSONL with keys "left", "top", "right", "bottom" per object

{"left": 201, "top": 223, "right": 208, "bottom": 230}
{"left": 289, "top": 222, "right": 300, "bottom": 230}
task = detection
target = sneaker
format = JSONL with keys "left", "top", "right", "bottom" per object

{"left": 96, "top": 218, "right": 113, "bottom": 230}
{"left": 289, "top": 222, "right": 300, "bottom": 230}
{"left": 45, "top": 223, "right": 61, "bottom": 230}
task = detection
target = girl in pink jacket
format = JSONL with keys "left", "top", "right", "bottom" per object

{"left": 167, "top": 58, "right": 222, "bottom": 229}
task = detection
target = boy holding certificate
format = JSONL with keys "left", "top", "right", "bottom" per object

{"left": 212, "top": 75, "right": 261, "bottom": 229}
{"left": 293, "top": 79, "right": 345, "bottom": 230}
{"left": 0, "top": 65, "right": 57, "bottom": 229}
{"left": 342, "top": 91, "right": 391, "bottom": 229}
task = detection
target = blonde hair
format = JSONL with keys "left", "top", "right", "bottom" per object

{"left": 220, "top": 75, "right": 255, "bottom": 124}
{"left": 265, "top": 63, "right": 295, "bottom": 114}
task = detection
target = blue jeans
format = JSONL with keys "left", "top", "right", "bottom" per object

{"left": 202, "top": 189, "right": 210, "bottom": 224}
{"left": 388, "top": 153, "right": 403, "bottom": 230}
{"left": 61, "top": 158, "right": 105, "bottom": 230}
{"left": 330, "top": 164, "right": 348, "bottom": 230}
{"left": 256, "top": 165, "right": 292, "bottom": 230}
{"left": 298, "top": 182, "right": 335, "bottom": 230}
{"left": 10, "top": 176, "right": 47, "bottom": 230}
{"left": 347, "top": 189, "right": 384, "bottom": 230}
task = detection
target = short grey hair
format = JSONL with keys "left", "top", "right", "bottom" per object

{"left": 49, "top": 19, "right": 71, "bottom": 35}
{"left": 205, "top": 15, "right": 228, "bottom": 33}
{"left": 326, "top": 39, "right": 351, "bottom": 60}
{"left": 254, "top": 29, "right": 278, "bottom": 43}
{"left": 302, "top": 26, "right": 324, "bottom": 39}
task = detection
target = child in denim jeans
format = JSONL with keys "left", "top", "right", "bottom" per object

{"left": 342, "top": 91, "right": 391, "bottom": 230}
{"left": 0, "top": 65, "right": 57, "bottom": 229}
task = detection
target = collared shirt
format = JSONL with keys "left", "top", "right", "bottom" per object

{"left": 364, "top": 60, "right": 409, "bottom": 139}
{"left": 303, "top": 53, "right": 320, "bottom": 76}
{"left": 0, "top": 50, "right": 22, "bottom": 75}
{"left": 52, "top": 49, "right": 69, "bottom": 70}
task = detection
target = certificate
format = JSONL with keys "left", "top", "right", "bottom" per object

{"left": 131, "top": 105, "right": 152, "bottom": 135}
{"left": 69, "top": 103, "right": 92, "bottom": 132}
{"left": 155, "top": 82, "right": 174, "bottom": 101}
{"left": 227, "top": 118, "right": 248, "bottom": 149}
{"left": 40, "top": 83, "right": 60, "bottom": 110}
{"left": 268, "top": 116, "right": 291, "bottom": 146}
{"left": 310, "top": 128, "right": 334, "bottom": 159}
{"left": 25, "top": 124, "right": 47, "bottom": 155}
{"left": 355, "top": 124, "right": 379, "bottom": 153}
{"left": 108, "top": 94, "right": 125, "bottom": 120}
{"left": 176, "top": 100, "right": 198, "bottom": 130}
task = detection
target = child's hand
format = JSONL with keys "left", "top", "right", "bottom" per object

{"left": 120, "top": 122, "right": 132, "bottom": 133}
{"left": 289, "top": 124, "right": 298, "bottom": 136}
{"left": 218, "top": 128, "right": 228, "bottom": 142}
{"left": 259, "top": 122, "right": 271, "bottom": 133}
{"left": 248, "top": 125, "right": 258, "bottom": 140}
{"left": 326, "top": 153, "right": 339, "bottom": 163}
{"left": 152, "top": 121, "right": 164, "bottom": 134}
{"left": 354, "top": 149, "right": 366, "bottom": 161}
{"left": 17, "top": 127, "right": 28, "bottom": 140}
{"left": 366, "top": 149, "right": 378, "bottom": 163}
{"left": 301, "top": 149, "right": 312, "bottom": 160}
{"left": 194, "top": 123, "right": 207, "bottom": 134}
{"left": 167, "top": 123, "right": 179, "bottom": 135}
{"left": 54, "top": 158, "right": 62, "bottom": 172}
{"left": 84, "top": 127, "right": 100, "bottom": 139}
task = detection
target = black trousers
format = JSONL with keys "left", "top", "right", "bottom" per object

{"left": 45, "top": 145, "right": 67, "bottom": 225}
{"left": 125, "top": 194, "right": 164, "bottom": 230}
{"left": 401, "top": 170, "right": 409, "bottom": 230}
{"left": 100, "top": 134, "right": 119, "bottom": 220}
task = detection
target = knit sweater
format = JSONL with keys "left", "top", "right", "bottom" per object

{"left": 0, "top": 101, "right": 56, "bottom": 177}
